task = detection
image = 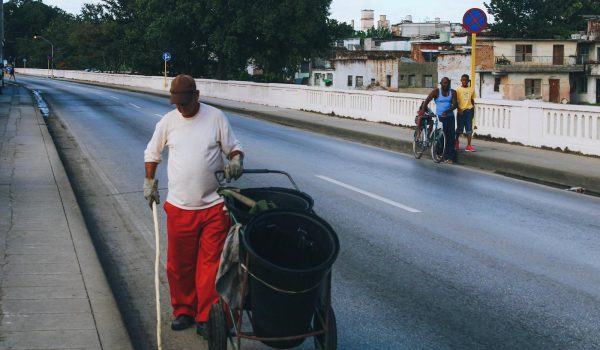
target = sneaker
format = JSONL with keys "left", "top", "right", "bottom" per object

{"left": 171, "top": 314, "right": 195, "bottom": 331}
{"left": 465, "top": 145, "right": 476, "bottom": 152}
{"left": 444, "top": 159, "right": 455, "bottom": 164}
{"left": 196, "top": 322, "right": 209, "bottom": 340}
{"left": 454, "top": 140, "right": 460, "bottom": 150}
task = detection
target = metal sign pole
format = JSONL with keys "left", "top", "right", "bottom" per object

{"left": 471, "top": 32, "right": 477, "bottom": 131}
{"left": 162, "top": 52, "right": 171, "bottom": 89}
{"left": 462, "top": 8, "right": 487, "bottom": 138}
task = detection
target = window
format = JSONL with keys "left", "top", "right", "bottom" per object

{"left": 580, "top": 77, "right": 588, "bottom": 93}
{"left": 356, "top": 76, "right": 363, "bottom": 87}
{"left": 314, "top": 73, "right": 321, "bottom": 85}
{"left": 370, "top": 78, "right": 375, "bottom": 85}
{"left": 515, "top": 44, "right": 533, "bottom": 62}
{"left": 579, "top": 46, "right": 590, "bottom": 64}
{"left": 347, "top": 75, "right": 353, "bottom": 86}
{"left": 408, "top": 75, "right": 416, "bottom": 87}
{"left": 524, "top": 79, "right": 541, "bottom": 98}
{"left": 494, "top": 77, "right": 501, "bottom": 92}
{"left": 400, "top": 74, "right": 405, "bottom": 80}
{"left": 386, "top": 75, "right": 392, "bottom": 87}
{"left": 423, "top": 75, "right": 433, "bottom": 88}
{"left": 597, "top": 48, "right": 600, "bottom": 61}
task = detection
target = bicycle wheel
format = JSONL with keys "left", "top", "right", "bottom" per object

{"left": 431, "top": 129, "right": 446, "bottom": 163}
{"left": 412, "top": 128, "right": 426, "bottom": 159}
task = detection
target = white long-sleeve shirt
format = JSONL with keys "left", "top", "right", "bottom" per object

{"left": 144, "top": 103, "right": 243, "bottom": 210}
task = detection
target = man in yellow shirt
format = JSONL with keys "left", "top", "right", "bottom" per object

{"left": 456, "top": 74, "right": 476, "bottom": 152}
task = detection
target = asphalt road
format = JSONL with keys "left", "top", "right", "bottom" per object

{"left": 20, "top": 75, "right": 600, "bottom": 350}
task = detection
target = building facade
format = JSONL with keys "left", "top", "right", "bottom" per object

{"left": 478, "top": 39, "right": 583, "bottom": 103}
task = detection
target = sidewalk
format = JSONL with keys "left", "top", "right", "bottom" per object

{"left": 46, "top": 76, "right": 600, "bottom": 195}
{"left": 0, "top": 84, "right": 133, "bottom": 349}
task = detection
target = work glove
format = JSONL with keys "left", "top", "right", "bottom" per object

{"left": 143, "top": 178, "right": 160, "bottom": 209}
{"left": 224, "top": 154, "right": 243, "bottom": 182}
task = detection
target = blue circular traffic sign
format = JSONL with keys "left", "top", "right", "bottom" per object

{"left": 162, "top": 52, "right": 171, "bottom": 61}
{"left": 462, "top": 8, "right": 488, "bottom": 34}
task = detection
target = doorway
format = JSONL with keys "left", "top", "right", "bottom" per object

{"left": 549, "top": 79, "right": 560, "bottom": 103}
{"left": 596, "top": 79, "right": 600, "bottom": 104}
{"left": 553, "top": 45, "right": 564, "bottom": 65}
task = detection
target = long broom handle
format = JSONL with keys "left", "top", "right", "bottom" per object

{"left": 152, "top": 201, "right": 162, "bottom": 350}
{"left": 220, "top": 189, "right": 257, "bottom": 207}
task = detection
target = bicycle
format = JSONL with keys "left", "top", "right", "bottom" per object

{"left": 413, "top": 108, "right": 446, "bottom": 163}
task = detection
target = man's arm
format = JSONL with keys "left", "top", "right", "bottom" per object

{"left": 420, "top": 89, "right": 438, "bottom": 113}
{"left": 145, "top": 162, "right": 158, "bottom": 179}
{"left": 449, "top": 90, "right": 458, "bottom": 113}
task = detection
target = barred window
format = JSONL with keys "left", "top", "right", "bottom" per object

{"left": 524, "top": 79, "right": 541, "bottom": 98}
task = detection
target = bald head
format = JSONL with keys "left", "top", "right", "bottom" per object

{"left": 440, "top": 77, "right": 451, "bottom": 92}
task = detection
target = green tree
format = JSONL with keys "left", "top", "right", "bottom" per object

{"left": 327, "top": 19, "right": 355, "bottom": 41}
{"left": 485, "top": 0, "right": 600, "bottom": 38}
{"left": 4, "top": 0, "right": 67, "bottom": 67}
{"left": 250, "top": 0, "right": 332, "bottom": 82}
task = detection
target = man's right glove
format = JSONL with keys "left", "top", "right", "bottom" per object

{"left": 143, "top": 178, "right": 160, "bottom": 209}
{"left": 224, "top": 154, "right": 243, "bottom": 182}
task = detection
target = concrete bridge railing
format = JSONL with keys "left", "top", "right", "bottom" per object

{"left": 17, "top": 68, "right": 600, "bottom": 156}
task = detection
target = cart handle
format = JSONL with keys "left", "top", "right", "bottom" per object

{"left": 214, "top": 169, "right": 300, "bottom": 191}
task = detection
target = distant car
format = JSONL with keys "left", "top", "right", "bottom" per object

{"left": 84, "top": 68, "right": 101, "bottom": 73}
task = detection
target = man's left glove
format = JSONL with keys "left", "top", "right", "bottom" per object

{"left": 143, "top": 178, "right": 160, "bottom": 209}
{"left": 224, "top": 154, "right": 243, "bottom": 182}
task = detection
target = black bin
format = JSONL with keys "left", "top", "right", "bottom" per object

{"left": 242, "top": 211, "right": 339, "bottom": 349}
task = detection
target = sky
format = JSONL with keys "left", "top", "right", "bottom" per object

{"left": 42, "top": 0, "right": 492, "bottom": 26}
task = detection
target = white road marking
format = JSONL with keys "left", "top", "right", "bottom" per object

{"left": 315, "top": 175, "right": 421, "bottom": 213}
{"left": 154, "top": 113, "right": 163, "bottom": 118}
{"left": 129, "top": 103, "right": 141, "bottom": 109}
{"left": 109, "top": 95, "right": 119, "bottom": 100}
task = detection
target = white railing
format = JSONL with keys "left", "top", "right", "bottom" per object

{"left": 18, "top": 68, "right": 600, "bottom": 156}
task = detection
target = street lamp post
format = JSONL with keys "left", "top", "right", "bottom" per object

{"left": 33, "top": 35, "right": 54, "bottom": 77}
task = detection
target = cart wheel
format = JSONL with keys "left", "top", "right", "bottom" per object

{"left": 313, "top": 306, "right": 337, "bottom": 350}
{"left": 208, "top": 303, "right": 227, "bottom": 350}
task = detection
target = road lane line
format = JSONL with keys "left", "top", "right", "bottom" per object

{"left": 315, "top": 175, "right": 421, "bottom": 213}
{"left": 109, "top": 95, "right": 119, "bottom": 100}
{"left": 129, "top": 103, "right": 141, "bottom": 109}
{"left": 154, "top": 113, "right": 163, "bottom": 118}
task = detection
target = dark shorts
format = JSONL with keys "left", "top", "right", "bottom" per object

{"left": 457, "top": 108, "right": 474, "bottom": 135}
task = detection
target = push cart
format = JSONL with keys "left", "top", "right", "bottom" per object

{"left": 210, "top": 169, "right": 339, "bottom": 350}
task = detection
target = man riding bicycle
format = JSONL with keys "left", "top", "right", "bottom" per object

{"left": 418, "top": 77, "right": 458, "bottom": 164}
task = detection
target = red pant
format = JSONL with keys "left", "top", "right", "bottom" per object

{"left": 164, "top": 201, "right": 231, "bottom": 322}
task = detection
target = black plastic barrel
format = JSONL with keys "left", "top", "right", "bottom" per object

{"left": 223, "top": 187, "right": 313, "bottom": 224}
{"left": 241, "top": 211, "right": 339, "bottom": 349}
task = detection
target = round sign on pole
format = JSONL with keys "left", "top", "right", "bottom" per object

{"left": 162, "top": 52, "right": 171, "bottom": 62}
{"left": 462, "top": 8, "right": 488, "bottom": 34}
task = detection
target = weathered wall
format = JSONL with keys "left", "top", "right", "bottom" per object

{"left": 332, "top": 59, "right": 399, "bottom": 90}
{"left": 437, "top": 53, "right": 481, "bottom": 92}
{"left": 477, "top": 44, "right": 495, "bottom": 70}
{"left": 498, "top": 72, "right": 571, "bottom": 102}
{"left": 398, "top": 62, "right": 437, "bottom": 89}
{"left": 480, "top": 73, "right": 504, "bottom": 100}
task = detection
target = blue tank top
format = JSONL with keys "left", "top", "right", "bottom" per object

{"left": 435, "top": 88, "right": 452, "bottom": 116}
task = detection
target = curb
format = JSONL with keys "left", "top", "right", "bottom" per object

{"left": 30, "top": 87, "right": 134, "bottom": 349}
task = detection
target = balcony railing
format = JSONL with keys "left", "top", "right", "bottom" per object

{"left": 495, "top": 55, "right": 580, "bottom": 66}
